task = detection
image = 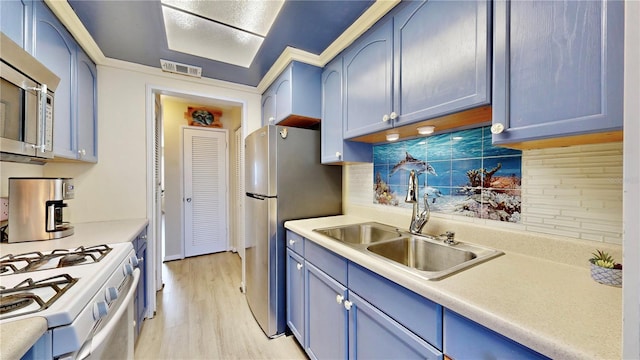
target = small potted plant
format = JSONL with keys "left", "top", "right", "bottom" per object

{"left": 589, "top": 250, "right": 622, "bottom": 287}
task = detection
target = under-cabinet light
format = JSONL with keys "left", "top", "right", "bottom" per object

{"left": 386, "top": 133, "right": 400, "bottom": 142}
{"left": 417, "top": 126, "right": 435, "bottom": 135}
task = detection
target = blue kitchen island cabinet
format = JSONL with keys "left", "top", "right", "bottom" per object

{"left": 33, "top": 0, "right": 98, "bottom": 162}
{"left": 321, "top": 57, "right": 372, "bottom": 164}
{"left": 444, "top": 309, "right": 549, "bottom": 360}
{"left": 261, "top": 61, "right": 322, "bottom": 127}
{"left": 492, "top": 0, "right": 624, "bottom": 149}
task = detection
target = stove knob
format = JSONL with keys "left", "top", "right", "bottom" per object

{"left": 105, "top": 286, "right": 119, "bottom": 304}
{"left": 130, "top": 256, "right": 139, "bottom": 267}
{"left": 93, "top": 301, "right": 108, "bottom": 320}
{"left": 123, "top": 263, "right": 134, "bottom": 276}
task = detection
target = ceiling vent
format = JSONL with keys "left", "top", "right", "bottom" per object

{"left": 160, "top": 59, "right": 202, "bottom": 78}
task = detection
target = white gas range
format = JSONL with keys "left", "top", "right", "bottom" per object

{"left": 0, "top": 242, "right": 140, "bottom": 359}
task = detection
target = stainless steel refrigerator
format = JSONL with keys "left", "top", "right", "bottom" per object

{"left": 245, "top": 125, "right": 342, "bottom": 338}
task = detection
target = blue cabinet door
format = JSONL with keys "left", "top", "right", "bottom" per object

{"left": 343, "top": 18, "right": 394, "bottom": 139}
{"left": 274, "top": 68, "right": 292, "bottom": 124}
{"left": 444, "top": 309, "right": 549, "bottom": 359}
{"left": 305, "top": 261, "right": 348, "bottom": 360}
{"left": 286, "top": 249, "right": 305, "bottom": 346}
{"left": 135, "top": 233, "right": 148, "bottom": 340}
{"left": 262, "top": 89, "right": 276, "bottom": 126}
{"left": 76, "top": 48, "right": 97, "bottom": 162}
{"left": 1, "top": 0, "right": 32, "bottom": 49}
{"left": 348, "top": 291, "right": 443, "bottom": 360}
{"left": 492, "top": 0, "right": 624, "bottom": 146}
{"left": 393, "top": 0, "right": 490, "bottom": 126}
{"left": 321, "top": 57, "right": 372, "bottom": 164}
{"left": 33, "top": 0, "right": 77, "bottom": 159}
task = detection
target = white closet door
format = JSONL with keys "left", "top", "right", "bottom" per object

{"left": 183, "top": 128, "right": 228, "bottom": 257}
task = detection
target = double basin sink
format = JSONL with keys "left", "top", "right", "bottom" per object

{"left": 313, "top": 222, "right": 503, "bottom": 280}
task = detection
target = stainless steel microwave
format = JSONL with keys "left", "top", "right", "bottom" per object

{"left": 0, "top": 32, "right": 60, "bottom": 162}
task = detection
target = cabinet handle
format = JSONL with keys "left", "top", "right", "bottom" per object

{"left": 382, "top": 114, "right": 390, "bottom": 122}
{"left": 336, "top": 294, "right": 344, "bottom": 304}
{"left": 343, "top": 300, "right": 353, "bottom": 311}
{"left": 268, "top": 117, "right": 275, "bottom": 124}
{"left": 335, "top": 151, "right": 342, "bottom": 159}
{"left": 296, "top": 263, "right": 302, "bottom": 270}
{"left": 78, "top": 149, "right": 86, "bottom": 157}
{"left": 490, "top": 123, "right": 505, "bottom": 134}
{"left": 289, "top": 239, "right": 296, "bottom": 245}
{"left": 389, "top": 112, "right": 398, "bottom": 120}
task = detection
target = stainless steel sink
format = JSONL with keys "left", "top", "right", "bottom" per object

{"left": 367, "top": 237, "right": 476, "bottom": 272}
{"left": 312, "top": 222, "right": 503, "bottom": 280}
{"left": 313, "top": 222, "right": 403, "bottom": 245}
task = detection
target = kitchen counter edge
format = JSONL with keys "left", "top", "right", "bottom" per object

{"left": 285, "top": 215, "right": 621, "bottom": 360}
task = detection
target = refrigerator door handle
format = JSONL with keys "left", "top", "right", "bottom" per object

{"left": 247, "top": 193, "right": 278, "bottom": 200}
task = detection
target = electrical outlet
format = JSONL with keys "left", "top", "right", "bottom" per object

{"left": 0, "top": 197, "right": 8, "bottom": 221}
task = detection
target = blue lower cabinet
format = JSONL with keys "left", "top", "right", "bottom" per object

{"left": 348, "top": 291, "right": 443, "bottom": 360}
{"left": 286, "top": 249, "right": 305, "bottom": 345}
{"left": 305, "top": 261, "right": 348, "bottom": 360}
{"left": 443, "top": 309, "right": 549, "bottom": 360}
{"left": 134, "top": 230, "right": 148, "bottom": 341}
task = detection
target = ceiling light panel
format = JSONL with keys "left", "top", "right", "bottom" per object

{"left": 161, "top": 0, "right": 284, "bottom": 36}
{"left": 162, "top": 6, "right": 263, "bottom": 67}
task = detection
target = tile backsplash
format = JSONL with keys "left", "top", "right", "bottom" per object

{"left": 349, "top": 134, "right": 623, "bottom": 245}
{"left": 373, "top": 127, "right": 522, "bottom": 222}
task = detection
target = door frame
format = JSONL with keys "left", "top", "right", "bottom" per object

{"left": 180, "top": 126, "right": 230, "bottom": 257}
{"left": 145, "top": 84, "right": 250, "bottom": 319}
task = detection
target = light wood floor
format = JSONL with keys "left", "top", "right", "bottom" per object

{"left": 134, "top": 252, "right": 307, "bottom": 360}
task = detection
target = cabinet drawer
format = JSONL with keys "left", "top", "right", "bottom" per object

{"left": 348, "top": 262, "right": 443, "bottom": 350}
{"left": 285, "top": 230, "right": 304, "bottom": 255}
{"left": 304, "top": 240, "right": 347, "bottom": 286}
{"left": 443, "top": 309, "right": 548, "bottom": 359}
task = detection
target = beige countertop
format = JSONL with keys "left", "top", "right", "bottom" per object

{"left": 0, "top": 218, "right": 148, "bottom": 359}
{"left": 285, "top": 215, "right": 622, "bottom": 360}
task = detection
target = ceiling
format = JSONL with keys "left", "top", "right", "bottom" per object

{"left": 68, "top": 0, "right": 375, "bottom": 87}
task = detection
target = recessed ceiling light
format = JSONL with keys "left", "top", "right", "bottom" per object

{"left": 386, "top": 133, "right": 400, "bottom": 142}
{"left": 417, "top": 125, "right": 435, "bottom": 135}
{"left": 160, "top": 0, "right": 285, "bottom": 68}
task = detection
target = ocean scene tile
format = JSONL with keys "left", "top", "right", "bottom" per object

{"left": 372, "top": 126, "right": 523, "bottom": 222}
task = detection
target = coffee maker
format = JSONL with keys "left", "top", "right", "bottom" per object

{"left": 8, "top": 177, "right": 75, "bottom": 242}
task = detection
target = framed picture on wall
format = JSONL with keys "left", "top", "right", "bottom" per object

{"left": 184, "top": 106, "right": 223, "bottom": 128}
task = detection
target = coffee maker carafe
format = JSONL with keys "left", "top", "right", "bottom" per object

{"left": 8, "top": 177, "right": 75, "bottom": 242}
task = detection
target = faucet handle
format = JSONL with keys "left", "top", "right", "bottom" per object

{"left": 440, "top": 231, "right": 457, "bottom": 245}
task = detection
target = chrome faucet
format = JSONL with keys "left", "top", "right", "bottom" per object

{"left": 405, "top": 170, "right": 430, "bottom": 235}
{"left": 440, "top": 231, "right": 457, "bottom": 245}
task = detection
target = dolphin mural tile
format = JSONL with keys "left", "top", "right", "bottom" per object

{"left": 425, "top": 133, "right": 452, "bottom": 161}
{"left": 451, "top": 159, "right": 483, "bottom": 187}
{"left": 452, "top": 128, "right": 483, "bottom": 159}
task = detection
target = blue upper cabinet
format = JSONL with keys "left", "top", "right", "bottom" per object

{"left": 492, "top": 0, "right": 624, "bottom": 149}
{"left": 34, "top": 0, "right": 77, "bottom": 160}
{"left": 343, "top": 18, "right": 394, "bottom": 139}
{"left": 341, "top": 0, "right": 491, "bottom": 143}
{"left": 0, "top": 0, "right": 32, "bottom": 49}
{"left": 76, "top": 48, "right": 98, "bottom": 162}
{"left": 261, "top": 61, "right": 322, "bottom": 128}
{"left": 393, "top": 0, "right": 490, "bottom": 127}
{"left": 33, "top": 1, "right": 98, "bottom": 162}
{"left": 321, "top": 57, "right": 372, "bottom": 164}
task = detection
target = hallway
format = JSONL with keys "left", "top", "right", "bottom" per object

{"left": 134, "top": 252, "right": 306, "bottom": 359}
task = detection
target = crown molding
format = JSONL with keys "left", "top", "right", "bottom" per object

{"left": 44, "top": 0, "right": 399, "bottom": 95}
{"left": 256, "top": 0, "right": 400, "bottom": 93}
{"left": 44, "top": 0, "right": 106, "bottom": 64}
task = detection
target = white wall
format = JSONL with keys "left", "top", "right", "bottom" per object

{"left": 43, "top": 64, "right": 261, "bottom": 224}
{"left": 0, "top": 163, "right": 44, "bottom": 197}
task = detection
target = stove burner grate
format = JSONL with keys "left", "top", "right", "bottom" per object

{"left": 0, "top": 245, "right": 112, "bottom": 275}
{"left": 0, "top": 274, "right": 78, "bottom": 319}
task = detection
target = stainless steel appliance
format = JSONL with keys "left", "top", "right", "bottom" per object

{"left": 0, "top": 32, "right": 59, "bottom": 162}
{"left": 8, "top": 177, "right": 75, "bottom": 242}
{"left": 0, "top": 242, "right": 140, "bottom": 359}
{"left": 245, "top": 125, "right": 342, "bottom": 337}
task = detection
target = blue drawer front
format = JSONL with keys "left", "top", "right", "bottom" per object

{"left": 348, "top": 262, "right": 443, "bottom": 350}
{"left": 304, "top": 240, "right": 348, "bottom": 286}
{"left": 286, "top": 230, "right": 304, "bottom": 255}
